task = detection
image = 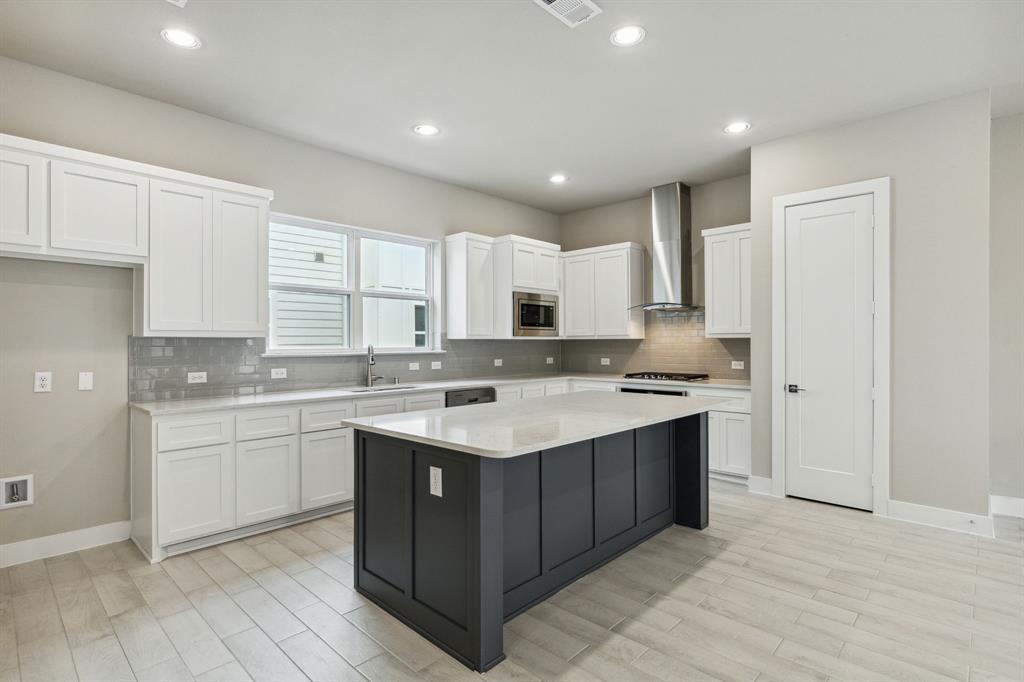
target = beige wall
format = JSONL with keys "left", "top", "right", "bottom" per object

{"left": 0, "top": 259, "right": 133, "bottom": 544}
{"left": 989, "top": 114, "right": 1024, "bottom": 499}
{"left": 0, "top": 57, "right": 559, "bottom": 243}
{"left": 750, "top": 91, "right": 992, "bottom": 515}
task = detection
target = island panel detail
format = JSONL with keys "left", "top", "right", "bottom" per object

{"left": 354, "top": 413, "right": 708, "bottom": 672}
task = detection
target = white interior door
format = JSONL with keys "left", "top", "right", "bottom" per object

{"left": 784, "top": 194, "right": 874, "bottom": 510}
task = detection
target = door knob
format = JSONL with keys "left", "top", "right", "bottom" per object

{"left": 787, "top": 384, "right": 806, "bottom": 393}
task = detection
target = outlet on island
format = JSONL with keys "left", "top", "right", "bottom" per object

{"left": 187, "top": 371, "right": 207, "bottom": 384}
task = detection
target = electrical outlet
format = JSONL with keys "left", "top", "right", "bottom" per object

{"left": 271, "top": 368, "right": 287, "bottom": 379}
{"left": 494, "top": 358, "right": 503, "bottom": 367}
{"left": 429, "top": 466, "right": 443, "bottom": 497}
{"left": 187, "top": 371, "right": 207, "bottom": 384}
{"left": 431, "top": 361, "right": 442, "bottom": 370}
{"left": 731, "top": 361, "right": 745, "bottom": 370}
{"left": 0, "top": 475, "right": 33, "bottom": 510}
{"left": 408, "top": 362, "right": 420, "bottom": 371}
{"left": 78, "top": 372, "right": 94, "bottom": 391}
{"left": 33, "top": 371, "right": 52, "bottom": 393}
{"left": 546, "top": 357, "right": 554, "bottom": 365}
{"left": 600, "top": 358, "right": 611, "bottom": 366}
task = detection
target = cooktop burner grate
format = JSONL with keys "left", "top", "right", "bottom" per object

{"left": 623, "top": 371, "right": 710, "bottom": 382}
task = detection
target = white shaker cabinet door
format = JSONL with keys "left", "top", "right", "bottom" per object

{"left": 521, "top": 383, "right": 545, "bottom": 399}
{"left": 563, "top": 254, "right": 595, "bottom": 337}
{"left": 355, "top": 397, "right": 405, "bottom": 417}
{"left": 236, "top": 434, "right": 300, "bottom": 526}
{"left": 720, "top": 412, "right": 751, "bottom": 476}
{"left": 594, "top": 250, "right": 629, "bottom": 336}
{"left": 301, "top": 428, "right": 354, "bottom": 510}
{"left": 495, "top": 385, "right": 522, "bottom": 402}
{"left": 213, "top": 192, "right": 268, "bottom": 333}
{"left": 157, "top": 444, "right": 235, "bottom": 545}
{"left": 0, "top": 149, "right": 46, "bottom": 248}
{"left": 535, "top": 248, "right": 559, "bottom": 291}
{"left": 49, "top": 160, "right": 149, "bottom": 256}
{"left": 149, "top": 180, "right": 213, "bottom": 331}
{"left": 466, "top": 239, "right": 494, "bottom": 337}
{"left": 404, "top": 392, "right": 445, "bottom": 411}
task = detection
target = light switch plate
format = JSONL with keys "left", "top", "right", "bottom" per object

{"left": 187, "top": 371, "right": 207, "bottom": 384}
{"left": 431, "top": 361, "right": 442, "bottom": 370}
{"left": 429, "top": 466, "right": 443, "bottom": 497}
{"left": 546, "top": 357, "right": 554, "bottom": 364}
{"left": 600, "top": 358, "right": 611, "bottom": 366}
{"left": 78, "top": 372, "right": 94, "bottom": 391}
{"left": 33, "top": 371, "right": 52, "bottom": 393}
{"left": 731, "top": 361, "right": 745, "bottom": 370}
{"left": 271, "top": 368, "right": 287, "bottom": 379}
{"left": 408, "top": 362, "right": 420, "bottom": 371}
{"left": 494, "top": 359, "right": 503, "bottom": 367}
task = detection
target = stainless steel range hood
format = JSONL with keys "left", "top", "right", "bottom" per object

{"left": 643, "top": 182, "right": 701, "bottom": 311}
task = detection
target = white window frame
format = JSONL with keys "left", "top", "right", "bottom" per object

{"left": 266, "top": 212, "right": 443, "bottom": 356}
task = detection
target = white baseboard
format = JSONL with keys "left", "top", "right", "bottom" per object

{"left": 990, "top": 494, "right": 1024, "bottom": 519}
{"left": 0, "top": 520, "right": 131, "bottom": 568}
{"left": 884, "top": 499, "right": 994, "bottom": 538}
{"left": 747, "top": 475, "right": 781, "bottom": 497}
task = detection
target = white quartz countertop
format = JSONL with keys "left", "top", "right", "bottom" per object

{"left": 341, "top": 391, "right": 726, "bottom": 458}
{"left": 129, "top": 373, "right": 749, "bottom": 415}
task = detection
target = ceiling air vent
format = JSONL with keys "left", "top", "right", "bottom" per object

{"left": 532, "top": 0, "right": 602, "bottom": 28}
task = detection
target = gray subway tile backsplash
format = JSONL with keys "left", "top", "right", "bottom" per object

{"left": 129, "top": 312, "right": 750, "bottom": 402}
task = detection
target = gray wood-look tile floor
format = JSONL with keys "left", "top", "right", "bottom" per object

{"left": 4, "top": 480, "right": 1022, "bottom": 682}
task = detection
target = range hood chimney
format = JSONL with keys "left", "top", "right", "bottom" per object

{"left": 643, "top": 182, "right": 700, "bottom": 311}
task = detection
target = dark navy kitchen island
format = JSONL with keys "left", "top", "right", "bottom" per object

{"left": 343, "top": 391, "right": 721, "bottom": 671}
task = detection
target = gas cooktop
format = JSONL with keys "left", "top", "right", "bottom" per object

{"left": 623, "top": 371, "right": 710, "bottom": 382}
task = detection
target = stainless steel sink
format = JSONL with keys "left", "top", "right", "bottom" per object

{"left": 348, "top": 385, "right": 418, "bottom": 393}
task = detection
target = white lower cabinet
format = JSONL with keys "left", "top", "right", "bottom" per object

{"left": 521, "top": 384, "right": 545, "bottom": 399}
{"left": 404, "top": 392, "right": 445, "bottom": 411}
{"left": 570, "top": 380, "right": 618, "bottom": 392}
{"left": 707, "top": 410, "right": 751, "bottom": 477}
{"left": 356, "top": 396, "right": 405, "bottom": 416}
{"left": 495, "top": 385, "right": 523, "bottom": 402}
{"left": 543, "top": 380, "right": 569, "bottom": 395}
{"left": 236, "top": 434, "right": 300, "bottom": 527}
{"left": 301, "top": 428, "right": 354, "bottom": 510}
{"left": 157, "top": 443, "right": 235, "bottom": 545}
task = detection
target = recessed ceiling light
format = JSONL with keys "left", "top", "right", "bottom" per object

{"left": 161, "top": 28, "right": 201, "bottom": 49}
{"left": 723, "top": 121, "right": 752, "bottom": 134}
{"left": 610, "top": 25, "right": 646, "bottom": 47}
{"left": 412, "top": 124, "right": 440, "bottom": 136}
{"left": 549, "top": 173, "right": 567, "bottom": 184}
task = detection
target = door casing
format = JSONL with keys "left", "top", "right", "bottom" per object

{"left": 770, "top": 177, "right": 891, "bottom": 515}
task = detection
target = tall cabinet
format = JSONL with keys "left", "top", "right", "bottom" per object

{"left": 562, "top": 243, "right": 644, "bottom": 339}
{"left": 702, "top": 223, "right": 751, "bottom": 338}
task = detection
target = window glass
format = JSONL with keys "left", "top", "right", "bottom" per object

{"left": 270, "top": 290, "right": 350, "bottom": 349}
{"left": 270, "top": 222, "right": 347, "bottom": 288}
{"left": 362, "top": 297, "right": 428, "bottom": 349}
{"left": 360, "top": 238, "right": 426, "bottom": 294}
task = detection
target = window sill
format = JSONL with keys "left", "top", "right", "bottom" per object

{"left": 262, "top": 349, "right": 447, "bottom": 358}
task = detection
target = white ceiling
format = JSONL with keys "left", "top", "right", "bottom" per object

{"left": 1, "top": 0, "right": 1021, "bottom": 213}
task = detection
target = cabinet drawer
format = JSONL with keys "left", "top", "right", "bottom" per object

{"left": 356, "top": 396, "right": 405, "bottom": 417}
{"left": 571, "top": 380, "right": 618, "bottom": 392}
{"left": 404, "top": 392, "right": 445, "bottom": 412}
{"left": 543, "top": 380, "right": 568, "bottom": 396}
{"left": 687, "top": 388, "right": 750, "bottom": 414}
{"left": 236, "top": 408, "right": 300, "bottom": 441}
{"left": 301, "top": 400, "right": 355, "bottom": 433}
{"left": 495, "top": 385, "right": 522, "bottom": 402}
{"left": 157, "top": 414, "right": 234, "bottom": 452}
{"left": 521, "top": 384, "right": 545, "bottom": 399}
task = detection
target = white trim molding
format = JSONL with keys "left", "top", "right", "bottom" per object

{"left": 747, "top": 475, "right": 781, "bottom": 497}
{"left": 770, "top": 177, "right": 892, "bottom": 515}
{"left": 884, "top": 499, "right": 994, "bottom": 538}
{"left": 990, "top": 494, "right": 1024, "bottom": 519}
{"left": 0, "top": 520, "right": 131, "bottom": 568}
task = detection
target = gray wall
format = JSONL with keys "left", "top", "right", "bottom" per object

{"left": 989, "top": 114, "right": 1023, "bottom": 500}
{"left": 0, "top": 259, "right": 132, "bottom": 545}
{"left": 0, "top": 57, "right": 561, "bottom": 544}
{"left": 750, "top": 91, "right": 992, "bottom": 515}
{"left": 558, "top": 175, "right": 752, "bottom": 380}
{"left": 131, "top": 337, "right": 561, "bottom": 402}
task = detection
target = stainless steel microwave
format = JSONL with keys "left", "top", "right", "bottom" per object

{"left": 513, "top": 292, "right": 558, "bottom": 337}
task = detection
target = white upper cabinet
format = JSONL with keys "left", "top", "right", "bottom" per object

{"left": 507, "top": 239, "right": 559, "bottom": 292}
{"left": 149, "top": 180, "right": 213, "bottom": 331}
{"left": 50, "top": 160, "right": 149, "bottom": 256}
{"left": 703, "top": 223, "right": 752, "bottom": 337}
{"left": 446, "top": 233, "right": 495, "bottom": 339}
{"left": 563, "top": 253, "right": 595, "bottom": 337}
{"left": 562, "top": 243, "right": 644, "bottom": 339}
{"left": 0, "top": 148, "right": 46, "bottom": 248}
{"left": 213, "top": 192, "right": 268, "bottom": 332}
